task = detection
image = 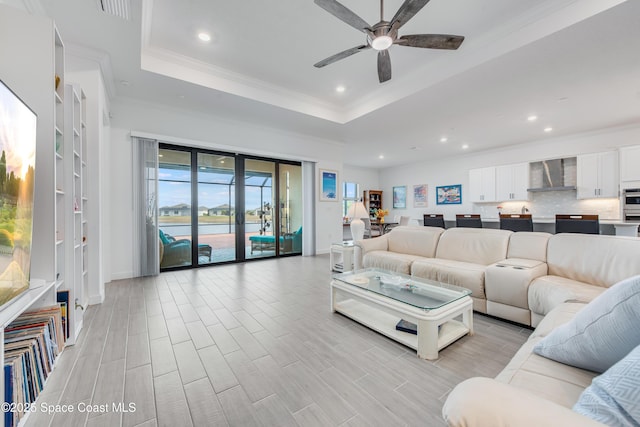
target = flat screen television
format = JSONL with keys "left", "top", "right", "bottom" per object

{"left": 0, "top": 79, "right": 37, "bottom": 308}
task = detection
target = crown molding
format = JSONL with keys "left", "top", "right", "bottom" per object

{"left": 64, "top": 43, "right": 117, "bottom": 100}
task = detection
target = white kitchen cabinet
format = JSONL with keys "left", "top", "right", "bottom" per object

{"left": 577, "top": 151, "right": 618, "bottom": 199}
{"left": 496, "top": 162, "right": 530, "bottom": 201}
{"left": 620, "top": 145, "right": 640, "bottom": 182}
{"left": 469, "top": 167, "right": 496, "bottom": 202}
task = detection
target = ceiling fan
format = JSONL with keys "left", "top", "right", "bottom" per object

{"left": 313, "top": 0, "right": 465, "bottom": 83}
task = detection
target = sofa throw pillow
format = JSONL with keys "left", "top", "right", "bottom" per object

{"left": 533, "top": 275, "right": 640, "bottom": 373}
{"left": 573, "top": 344, "right": 640, "bottom": 427}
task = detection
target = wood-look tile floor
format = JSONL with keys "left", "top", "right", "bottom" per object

{"left": 25, "top": 255, "right": 531, "bottom": 427}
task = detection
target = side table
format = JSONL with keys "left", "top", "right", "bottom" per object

{"left": 330, "top": 241, "right": 354, "bottom": 272}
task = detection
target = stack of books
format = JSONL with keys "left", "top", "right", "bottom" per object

{"left": 3, "top": 305, "right": 65, "bottom": 427}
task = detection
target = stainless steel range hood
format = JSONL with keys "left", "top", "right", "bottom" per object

{"left": 527, "top": 157, "right": 577, "bottom": 192}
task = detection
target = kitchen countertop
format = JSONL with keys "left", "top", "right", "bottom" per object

{"left": 470, "top": 217, "right": 639, "bottom": 225}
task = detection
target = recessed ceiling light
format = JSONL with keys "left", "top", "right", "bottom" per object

{"left": 198, "top": 32, "right": 211, "bottom": 42}
{"left": 336, "top": 85, "right": 346, "bottom": 93}
{"left": 120, "top": 80, "right": 130, "bottom": 86}
{"left": 462, "top": 144, "right": 469, "bottom": 150}
{"left": 379, "top": 155, "right": 384, "bottom": 159}
{"left": 527, "top": 115, "right": 538, "bottom": 122}
{"left": 440, "top": 137, "right": 448, "bottom": 143}
{"left": 544, "top": 127, "right": 553, "bottom": 132}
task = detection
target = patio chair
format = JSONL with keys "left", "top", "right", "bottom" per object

{"left": 250, "top": 226, "right": 303, "bottom": 253}
{"left": 159, "top": 229, "right": 191, "bottom": 268}
{"left": 159, "top": 229, "right": 212, "bottom": 267}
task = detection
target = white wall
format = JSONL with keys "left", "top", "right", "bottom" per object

{"left": 378, "top": 124, "right": 640, "bottom": 223}
{"left": 108, "top": 98, "right": 346, "bottom": 279}
{"left": 342, "top": 165, "right": 380, "bottom": 200}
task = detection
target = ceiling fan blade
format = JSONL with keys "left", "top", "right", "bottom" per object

{"left": 314, "top": 45, "right": 370, "bottom": 68}
{"left": 396, "top": 34, "right": 465, "bottom": 49}
{"left": 377, "top": 50, "right": 392, "bottom": 83}
{"left": 314, "top": 0, "right": 371, "bottom": 33}
{"left": 390, "top": 0, "right": 431, "bottom": 31}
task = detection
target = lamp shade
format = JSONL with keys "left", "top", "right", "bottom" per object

{"left": 348, "top": 202, "right": 368, "bottom": 220}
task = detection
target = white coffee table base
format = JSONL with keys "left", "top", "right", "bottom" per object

{"left": 331, "top": 279, "right": 474, "bottom": 360}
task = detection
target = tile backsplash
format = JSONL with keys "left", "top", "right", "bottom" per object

{"left": 475, "top": 190, "right": 620, "bottom": 220}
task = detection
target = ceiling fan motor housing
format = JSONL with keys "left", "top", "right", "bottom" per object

{"left": 368, "top": 21, "right": 397, "bottom": 50}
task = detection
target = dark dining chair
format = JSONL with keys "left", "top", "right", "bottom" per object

{"left": 456, "top": 214, "right": 483, "bottom": 228}
{"left": 499, "top": 214, "right": 533, "bottom": 232}
{"left": 555, "top": 214, "right": 600, "bottom": 234}
{"left": 423, "top": 214, "right": 445, "bottom": 228}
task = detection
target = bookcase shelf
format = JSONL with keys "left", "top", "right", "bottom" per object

{"left": 0, "top": 9, "right": 86, "bottom": 425}
{"left": 364, "top": 190, "right": 383, "bottom": 218}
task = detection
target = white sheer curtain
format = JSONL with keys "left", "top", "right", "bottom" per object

{"left": 132, "top": 137, "right": 159, "bottom": 276}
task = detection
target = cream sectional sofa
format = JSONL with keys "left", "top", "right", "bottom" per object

{"left": 354, "top": 226, "right": 640, "bottom": 326}
{"left": 443, "top": 301, "right": 605, "bottom": 426}
{"left": 355, "top": 226, "right": 640, "bottom": 426}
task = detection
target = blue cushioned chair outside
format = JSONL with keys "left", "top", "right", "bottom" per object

{"left": 249, "top": 226, "right": 302, "bottom": 254}
{"left": 159, "top": 229, "right": 212, "bottom": 268}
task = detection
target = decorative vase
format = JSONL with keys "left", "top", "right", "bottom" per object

{"left": 380, "top": 217, "right": 384, "bottom": 224}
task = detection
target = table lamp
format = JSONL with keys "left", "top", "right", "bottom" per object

{"left": 348, "top": 201, "right": 369, "bottom": 241}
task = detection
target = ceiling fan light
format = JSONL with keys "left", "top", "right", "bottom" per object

{"left": 371, "top": 35, "right": 393, "bottom": 51}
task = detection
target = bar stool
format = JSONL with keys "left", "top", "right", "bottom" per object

{"left": 555, "top": 214, "right": 600, "bottom": 234}
{"left": 423, "top": 214, "right": 445, "bottom": 228}
{"left": 456, "top": 214, "right": 482, "bottom": 228}
{"left": 499, "top": 214, "right": 533, "bottom": 232}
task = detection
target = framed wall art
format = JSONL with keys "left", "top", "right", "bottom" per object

{"left": 319, "top": 169, "right": 338, "bottom": 202}
{"left": 436, "top": 184, "right": 462, "bottom": 205}
{"left": 413, "top": 184, "right": 428, "bottom": 207}
{"left": 393, "top": 186, "right": 406, "bottom": 209}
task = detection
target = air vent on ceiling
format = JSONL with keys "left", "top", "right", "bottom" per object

{"left": 98, "top": 0, "right": 130, "bottom": 20}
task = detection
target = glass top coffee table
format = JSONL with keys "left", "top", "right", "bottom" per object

{"left": 331, "top": 268, "right": 474, "bottom": 360}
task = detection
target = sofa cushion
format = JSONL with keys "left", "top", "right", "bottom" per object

{"left": 386, "top": 226, "right": 443, "bottom": 258}
{"left": 411, "top": 258, "right": 485, "bottom": 299}
{"left": 507, "top": 232, "right": 551, "bottom": 263}
{"left": 362, "top": 251, "right": 425, "bottom": 275}
{"left": 528, "top": 275, "right": 605, "bottom": 317}
{"left": 533, "top": 275, "right": 640, "bottom": 373}
{"left": 547, "top": 234, "right": 640, "bottom": 288}
{"left": 435, "top": 228, "right": 512, "bottom": 266}
{"left": 573, "top": 344, "right": 640, "bottom": 427}
{"left": 495, "top": 303, "right": 597, "bottom": 408}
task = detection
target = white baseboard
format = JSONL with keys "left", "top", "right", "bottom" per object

{"left": 88, "top": 293, "right": 105, "bottom": 305}
{"left": 110, "top": 271, "right": 134, "bottom": 281}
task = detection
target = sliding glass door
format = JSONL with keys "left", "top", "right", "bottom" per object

{"left": 245, "top": 159, "right": 276, "bottom": 259}
{"left": 158, "top": 144, "right": 302, "bottom": 270}
{"left": 279, "top": 163, "right": 302, "bottom": 255}
{"left": 197, "top": 153, "right": 236, "bottom": 264}
{"left": 158, "top": 148, "right": 193, "bottom": 269}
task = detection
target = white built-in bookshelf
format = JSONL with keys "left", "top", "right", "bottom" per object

{"left": 0, "top": 6, "right": 89, "bottom": 424}
{"left": 64, "top": 84, "right": 86, "bottom": 344}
